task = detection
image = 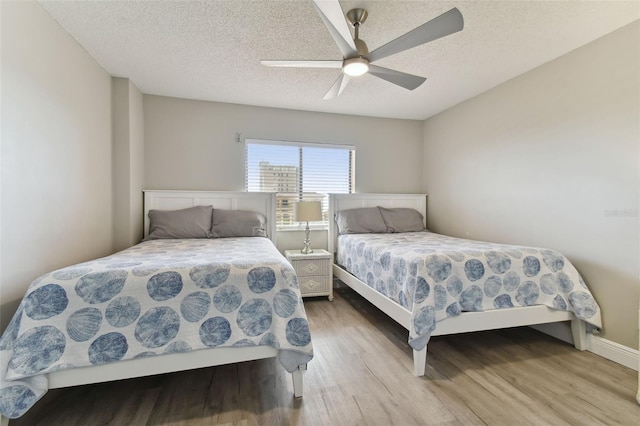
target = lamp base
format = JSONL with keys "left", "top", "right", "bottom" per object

{"left": 301, "top": 222, "right": 313, "bottom": 254}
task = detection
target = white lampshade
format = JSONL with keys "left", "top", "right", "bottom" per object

{"left": 294, "top": 201, "right": 322, "bottom": 222}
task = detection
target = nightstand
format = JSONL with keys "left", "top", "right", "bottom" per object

{"left": 284, "top": 249, "right": 333, "bottom": 301}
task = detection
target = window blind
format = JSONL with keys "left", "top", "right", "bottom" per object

{"left": 245, "top": 139, "right": 355, "bottom": 228}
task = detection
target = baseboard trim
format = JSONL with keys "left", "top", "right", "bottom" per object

{"left": 530, "top": 323, "right": 638, "bottom": 371}
{"left": 589, "top": 334, "right": 639, "bottom": 371}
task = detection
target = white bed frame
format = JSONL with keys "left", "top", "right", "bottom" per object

{"left": 328, "top": 193, "right": 588, "bottom": 377}
{"left": 1, "top": 190, "right": 303, "bottom": 426}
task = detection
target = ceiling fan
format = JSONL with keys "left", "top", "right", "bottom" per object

{"left": 260, "top": 0, "right": 464, "bottom": 100}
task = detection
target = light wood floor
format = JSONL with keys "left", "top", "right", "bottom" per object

{"left": 12, "top": 286, "right": 639, "bottom": 425}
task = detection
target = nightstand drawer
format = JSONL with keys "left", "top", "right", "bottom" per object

{"left": 293, "top": 258, "right": 331, "bottom": 277}
{"left": 298, "top": 276, "right": 332, "bottom": 295}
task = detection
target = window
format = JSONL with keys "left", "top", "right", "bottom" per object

{"left": 245, "top": 139, "right": 355, "bottom": 229}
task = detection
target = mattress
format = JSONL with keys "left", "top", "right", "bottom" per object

{"left": 337, "top": 231, "right": 602, "bottom": 350}
{"left": 0, "top": 237, "right": 313, "bottom": 418}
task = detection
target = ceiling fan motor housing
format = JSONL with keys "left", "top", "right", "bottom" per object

{"left": 354, "top": 38, "right": 369, "bottom": 56}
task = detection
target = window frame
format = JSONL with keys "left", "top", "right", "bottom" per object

{"left": 245, "top": 138, "right": 355, "bottom": 231}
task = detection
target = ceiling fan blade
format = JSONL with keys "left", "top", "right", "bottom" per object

{"left": 323, "top": 73, "right": 351, "bottom": 100}
{"left": 366, "top": 8, "right": 463, "bottom": 63}
{"left": 261, "top": 60, "right": 343, "bottom": 68}
{"left": 368, "top": 65, "right": 426, "bottom": 90}
{"left": 311, "top": 0, "right": 358, "bottom": 58}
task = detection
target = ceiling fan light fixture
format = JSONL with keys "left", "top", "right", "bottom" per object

{"left": 343, "top": 57, "right": 369, "bottom": 76}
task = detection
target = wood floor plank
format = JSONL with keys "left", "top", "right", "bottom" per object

{"left": 119, "top": 387, "right": 163, "bottom": 425}
{"left": 9, "top": 286, "right": 639, "bottom": 425}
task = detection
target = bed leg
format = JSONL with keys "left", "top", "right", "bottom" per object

{"left": 413, "top": 346, "right": 427, "bottom": 376}
{"left": 1, "top": 415, "right": 9, "bottom": 426}
{"left": 292, "top": 364, "right": 306, "bottom": 398}
{"left": 570, "top": 319, "right": 588, "bottom": 351}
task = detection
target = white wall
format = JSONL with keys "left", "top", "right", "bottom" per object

{"left": 0, "top": 1, "right": 114, "bottom": 329}
{"left": 423, "top": 21, "right": 639, "bottom": 349}
{"left": 113, "top": 78, "right": 145, "bottom": 251}
{"left": 129, "top": 82, "right": 145, "bottom": 247}
{"left": 143, "top": 96, "right": 424, "bottom": 251}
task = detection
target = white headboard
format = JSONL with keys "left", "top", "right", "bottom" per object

{"left": 143, "top": 190, "right": 277, "bottom": 244}
{"left": 328, "top": 193, "right": 428, "bottom": 255}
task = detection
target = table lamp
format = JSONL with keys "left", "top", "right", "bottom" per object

{"left": 294, "top": 201, "right": 322, "bottom": 254}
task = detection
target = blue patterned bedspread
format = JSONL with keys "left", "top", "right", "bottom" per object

{"left": 0, "top": 238, "right": 313, "bottom": 419}
{"left": 337, "top": 232, "right": 602, "bottom": 350}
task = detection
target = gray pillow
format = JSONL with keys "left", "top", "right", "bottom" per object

{"left": 334, "top": 207, "right": 387, "bottom": 234}
{"left": 146, "top": 205, "right": 213, "bottom": 240}
{"left": 211, "top": 209, "right": 267, "bottom": 238}
{"left": 378, "top": 207, "right": 425, "bottom": 233}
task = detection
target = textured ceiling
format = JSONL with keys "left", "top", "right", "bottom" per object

{"left": 39, "top": 0, "right": 639, "bottom": 120}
